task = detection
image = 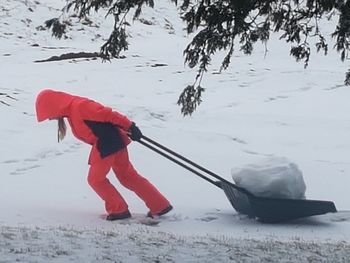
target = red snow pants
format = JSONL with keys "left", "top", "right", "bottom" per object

{"left": 87, "top": 147, "right": 170, "bottom": 215}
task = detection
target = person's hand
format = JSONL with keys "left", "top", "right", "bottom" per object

{"left": 128, "top": 122, "right": 142, "bottom": 141}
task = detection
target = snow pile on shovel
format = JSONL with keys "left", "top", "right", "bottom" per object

{"left": 231, "top": 157, "right": 306, "bottom": 199}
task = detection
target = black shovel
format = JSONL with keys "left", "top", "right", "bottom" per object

{"left": 139, "top": 135, "right": 337, "bottom": 223}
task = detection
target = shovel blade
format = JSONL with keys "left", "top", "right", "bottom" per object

{"left": 249, "top": 195, "right": 337, "bottom": 223}
{"left": 220, "top": 181, "right": 255, "bottom": 218}
{"left": 220, "top": 182, "right": 337, "bottom": 223}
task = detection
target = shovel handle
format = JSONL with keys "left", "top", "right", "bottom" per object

{"left": 138, "top": 139, "right": 222, "bottom": 189}
{"left": 141, "top": 135, "right": 236, "bottom": 184}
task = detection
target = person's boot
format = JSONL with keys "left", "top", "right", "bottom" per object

{"left": 106, "top": 210, "right": 131, "bottom": 221}
{"left": 147, "top": 205, "right": 173, "bottom": 218}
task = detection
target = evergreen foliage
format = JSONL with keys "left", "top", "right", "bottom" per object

{"left": 47, "top": 0, "right": 350, "bottom": 115}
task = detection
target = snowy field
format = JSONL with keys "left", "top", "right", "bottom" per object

{"left": 1, "top": 0, "right": 350, "bottom": 262}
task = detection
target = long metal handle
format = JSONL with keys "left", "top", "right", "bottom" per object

{"left": 141, "top": 135, "right": 235, "bottom": 185}
{"left": 140, "top": 135, "right": 241, "bottom": 190}
{"left": 138, "top": 139, "right": 222, "bottom": 189}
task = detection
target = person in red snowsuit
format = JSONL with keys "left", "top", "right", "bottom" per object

{"left": 35, "top": 89, "right": 172, "bottom": 220}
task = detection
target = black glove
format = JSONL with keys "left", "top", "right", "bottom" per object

{"left": 128, "top": 122, "right": 142, "bottom": 141}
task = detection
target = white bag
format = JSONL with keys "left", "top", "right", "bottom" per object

{"left": 231, "top": 157, "right": 306, "bottom": 199}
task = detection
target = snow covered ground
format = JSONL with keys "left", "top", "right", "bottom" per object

{"left": 1, "top": 0, "right": 350, "bottom": 261}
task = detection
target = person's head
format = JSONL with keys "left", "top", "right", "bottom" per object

{"left": 36, "top": 89, "right": 73, "bottom": 142}
{"left": 35, "top": 89, "right": 74, "bottom": 122}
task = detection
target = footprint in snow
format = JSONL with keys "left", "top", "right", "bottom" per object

{"left": 2, "top": 159, "right": 20, "bottom": 164}
{"left": 10, "top": 164, "right": 41, "bottom": 175}
{"left": 4, "top": 143, "right": 83, "bottom": 175}
{"left": 197, "top": 216, "right": 218, "bottom": 222}
{"left": 264, "top": 95, "right": 289, "bottom": 102}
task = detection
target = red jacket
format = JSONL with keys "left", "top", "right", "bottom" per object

{"left": 35, "top": 89, "right": 132, "bottom": 164}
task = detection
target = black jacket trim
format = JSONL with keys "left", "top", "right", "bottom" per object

{"left": 84, "top": 120, "right": 126, "bottom": 158}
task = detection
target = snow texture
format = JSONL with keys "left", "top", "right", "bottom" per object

{"left": 1, "top": 0, "right": 350, "bottom": 262}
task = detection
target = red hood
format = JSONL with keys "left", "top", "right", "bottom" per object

{"left": 35, "top": 89, "right": 76, "bottom": 122}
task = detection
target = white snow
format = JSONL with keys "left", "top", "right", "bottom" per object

{"left": 1, "top": 0, "right": 350, "bottom": 262}
{"left": 231, "top": 157, "right": 306, "bottom": 199}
